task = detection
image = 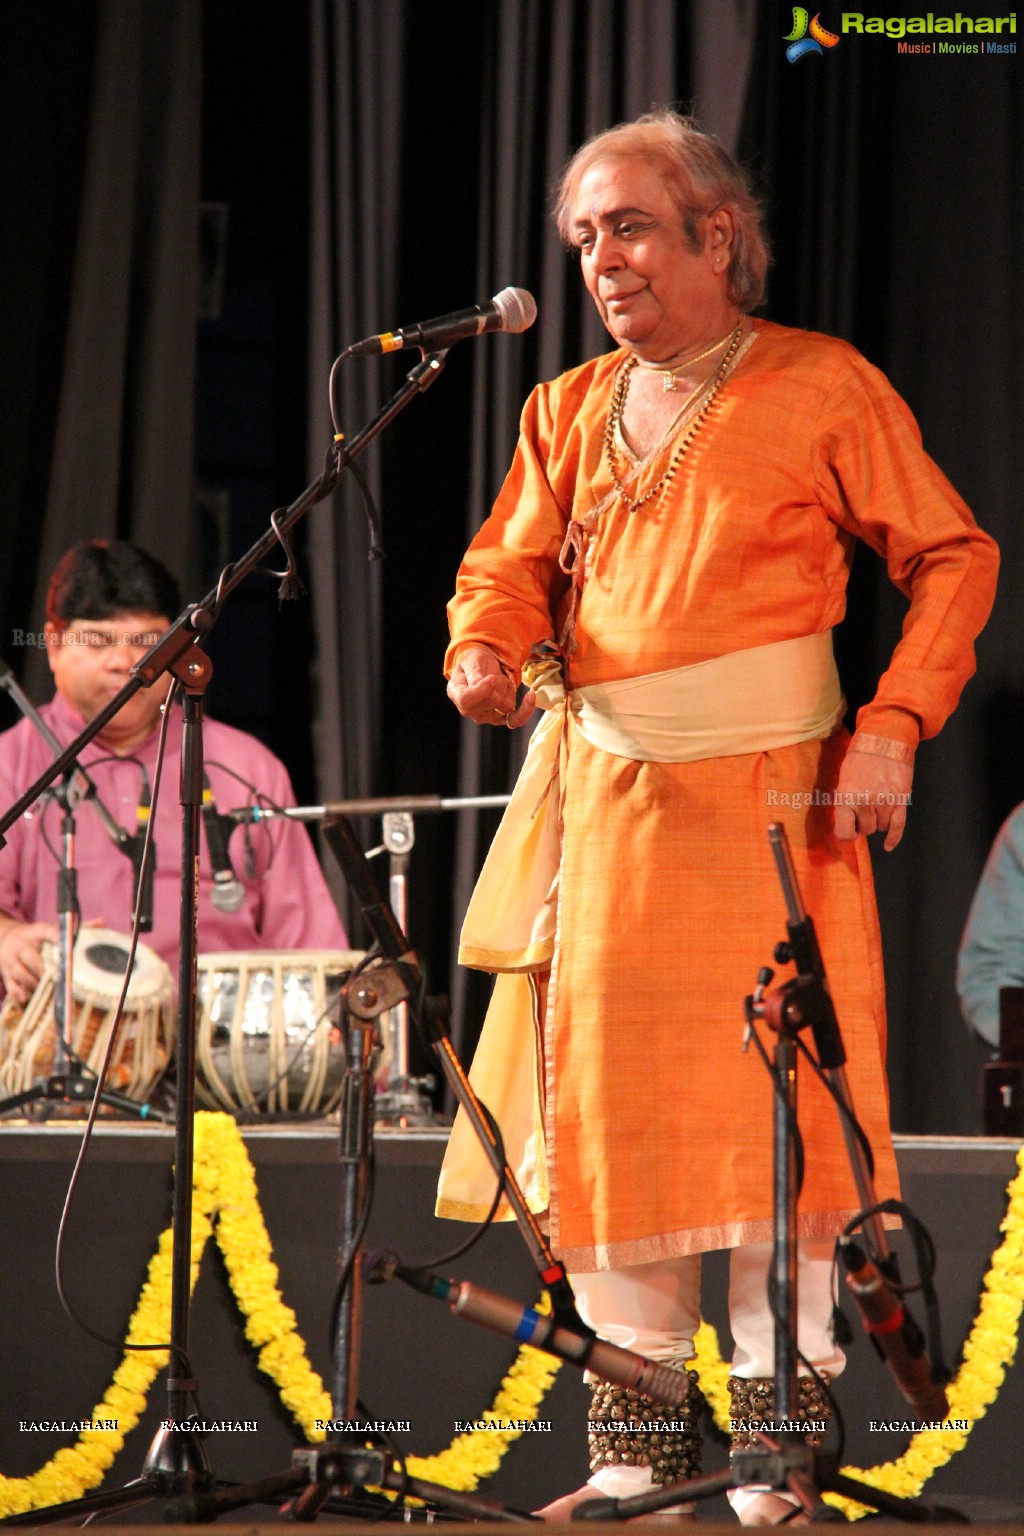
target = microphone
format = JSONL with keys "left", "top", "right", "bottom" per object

{"left": 202, "top": 776, "right": 246, "bottom": 914}
{"left": 131, "top": 771, "right": 155, "bottom": 932}
{"left": 391, "top": 1266, "right": 690, "bottom": 1407}
{"left": 345, "top": 287, "right": 537, "bottom": 356}
{"left": 840, "top": 1240, "right": 949, "bottom": 1421}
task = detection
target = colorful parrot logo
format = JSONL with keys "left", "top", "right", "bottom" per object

{"left": 784, "top": 8, "right": 841, "bottom": 62}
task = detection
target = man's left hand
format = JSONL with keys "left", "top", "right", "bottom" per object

{"left": 833, "top": 750, "right": 913, "bottom": 851}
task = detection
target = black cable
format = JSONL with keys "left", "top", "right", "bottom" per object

{"left": 268, "top": 504, "right": 307, "bottom": 602}
{"left": 326, "top": 363, "right": 386, "bottom": 561}
{"left": 203, "top": 760, "right": 288, "bottom": 880}
{"left": 202, "top": 759, "right": 286, "bottom": 813}
{"left": 793, "top": 1033, "right": 876, "bottom": 1184}
{"left": 784, "top": 1028, "right": 952, "bottom": 1386}
{"left": 840, "top": 1198, "right": 949, "bottom": 1384}
{"left": 406, "top": 1101, "right": 510, "bottom": 1272}
{"left": 51, "top": 682, "right": 184, "bottom": 1367}
{"left": 343, "top": 458, "right": 386, "bottom": 562}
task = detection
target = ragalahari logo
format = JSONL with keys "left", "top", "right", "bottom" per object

{"left": 784, "top": 8, "right": 841, "bottom": 61}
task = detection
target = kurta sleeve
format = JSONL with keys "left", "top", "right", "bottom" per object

{"left": 957, "top": 806, "right": 1024, "bottom": 1049}
{"left": 445, "top": 382, "right": 572, "bottom": 684}
{"left": 812, "top": 346, "right": 999, "bottom": 751}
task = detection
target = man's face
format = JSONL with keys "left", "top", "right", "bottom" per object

{"left": 569, "top": 156, "right": 729, "bottom": 359}
{"left": 45, "top": 611, "right": 173, "bottom": 751}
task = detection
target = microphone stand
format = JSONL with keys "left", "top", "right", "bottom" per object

{"left": 0, "top": 349, "right": 477, "bottom": 1525}
{"left": 0, "top": 663, "right": 155, "bottom": 1119}
{"left": 569, "top": 823, "right": 960, "bottom": 1525}
{"left": 164, "top": 811, "right": 690, "bottom": 1524}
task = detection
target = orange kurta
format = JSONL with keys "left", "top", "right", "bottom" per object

{"left": 444, "top": 320, "right": 998, "bottom": 1271}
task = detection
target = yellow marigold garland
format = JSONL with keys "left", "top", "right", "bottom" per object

{"left": 0, "top": 1113, "right": 559, "bottom": 1514}
{"left": 404, "top": 1297, "right": 561, "bottom": 1492}
{"left": 0, "top": 1171, "right": 213, "bottom": 1518}
{"left": 4, "top": 1116, "right": 1023, "bottom": 1519}
{"left": 692, "top": 1142, "right": 1024, "bottom": 1519}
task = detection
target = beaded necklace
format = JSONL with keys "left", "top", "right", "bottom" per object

{"left": 603, "top": 320, "right": 745, "bottom": 513}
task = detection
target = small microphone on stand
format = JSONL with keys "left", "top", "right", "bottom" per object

{"left": 840, "top": 1239, "right": 949, "bottom": 1421}
{"left": 202, "top": 775, "right": 245, "bottom": 913}
{"left": 131, "top": 770, "right": 155, "bottom": 932}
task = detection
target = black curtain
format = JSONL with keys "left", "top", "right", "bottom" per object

{"left": 0, "top": 0, "right": 201, "bottom": 704}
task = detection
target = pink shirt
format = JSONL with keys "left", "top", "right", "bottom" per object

{"left": 0, "top": 694, "right": 347, "bottom": 967}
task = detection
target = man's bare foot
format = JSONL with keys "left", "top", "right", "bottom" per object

{"left": 731, "top": 1489, "right": 809, "bottom": 1525}
{"left": 535, "top": 1483, "right": 694, "bottom": 1521}
{"left": 535, "top": 1484, "right": 605, "bottom": 1521}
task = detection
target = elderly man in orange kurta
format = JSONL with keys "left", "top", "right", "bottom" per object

{"left": 442, "top": 111, "right": 998, "bottom": 1525}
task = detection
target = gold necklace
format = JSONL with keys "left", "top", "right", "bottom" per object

{"left": 632, "top": 326, "right": 739, "bottom": 392}
{"left": 603, "top": 321, "right": 745, "bottom": 513}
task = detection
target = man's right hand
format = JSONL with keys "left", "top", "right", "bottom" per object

{"left": 447, "top": 645, "right": 535, "bottom": 728}
{"left": 0, "top": 919, "right": 57, "bottom": 1005}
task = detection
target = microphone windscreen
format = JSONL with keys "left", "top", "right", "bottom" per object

{"left": 493, "top": 287, "right": 537, "bottom": 334}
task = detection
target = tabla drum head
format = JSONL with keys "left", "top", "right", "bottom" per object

{"left": 74, "top": 929, "right": 171, "bottom": 1004}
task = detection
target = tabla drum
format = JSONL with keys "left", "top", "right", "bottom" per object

{"left": 0, "top": 928, "right": 176, "bottom": 1102}
{"left": 195, "top": 949, "right": 364, "bottom": 1117}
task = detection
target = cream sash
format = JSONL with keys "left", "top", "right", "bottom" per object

{"left": 458, "top": 630, "right": 845, "bottom": 973}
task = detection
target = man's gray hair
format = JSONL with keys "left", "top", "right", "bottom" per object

{"left": 554, "top": 108, "right": 770, "bottom": 312}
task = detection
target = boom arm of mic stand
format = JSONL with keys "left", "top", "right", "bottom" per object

{"left": 0, "top": 616, "right": 212, "bottom": 846}
{"left": 338, "top": 351, "right": 450, "bottom": 461}
{"left": 768, "top": 823, "right": 845, "bottom": 1070}
{"left": 768, "top": 823, "right": 890, "bottom": 1268}
{"left": 0, "top": 660, "right": 133, "bottom": 856}
{"left": 320, "top": 814, "right": 580, "bottom": 1322}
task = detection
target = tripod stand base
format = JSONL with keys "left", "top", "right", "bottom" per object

{"left": 142, "top": 1419, "right": 212, "bottom": 1480}
{"left": 0, "top": 1070, "right": 161, "bottom": 1119}
{"left": 0, "top": 1441, "right": 212, "bottom": 1529}
{"left": 153, "top": 1441, "right": 537, "bottom": 1524}
{"left": 572, "top": 1443, "right": 970, "bottom": 1524}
